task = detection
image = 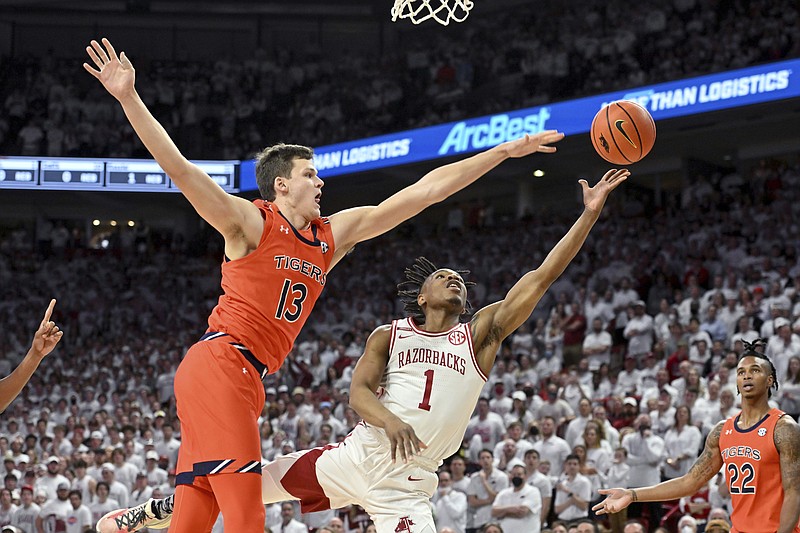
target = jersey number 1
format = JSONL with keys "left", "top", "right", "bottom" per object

{"left": 275, "top": 279, "right": 308, "bottom": 322}
{"left": 418, "top": 369, "right": 434, "bottom": 411}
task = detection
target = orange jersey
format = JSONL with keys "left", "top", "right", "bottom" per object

{"left": 207, "top": 200, "right": 335, "bottom": 373}
{"left": 719, "top": 408, "right": 799, "bottom": 533}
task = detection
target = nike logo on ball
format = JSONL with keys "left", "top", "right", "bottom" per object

{"left": 615, "top": 120, "right": 637, "bottom": 148}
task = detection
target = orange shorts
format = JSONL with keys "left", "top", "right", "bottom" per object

{"left": 174, "top": 337, "right": 266, "bottom": 486}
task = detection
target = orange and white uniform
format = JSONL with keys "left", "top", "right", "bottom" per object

{"left": 718, "top": 408, "right": 800, "bottom": 533}
{"left": 175, "top": 199, "right": 335, "bottom": 487}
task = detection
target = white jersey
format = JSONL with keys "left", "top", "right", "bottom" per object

{"left": 377, "top": 317, "right": 487, "bottom": 464}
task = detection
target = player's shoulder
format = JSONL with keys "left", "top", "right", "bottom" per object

{"left": 366, "top": 324, "right": 393, "bottom": 345}
{"left": 775, "top": 413, "right": 800, "bottom": 447}
{"left": 252, "top": 198, "right": 270, "bottom": 210}
{"left": 706, "top": 419, "right": 727, "bottom": 446}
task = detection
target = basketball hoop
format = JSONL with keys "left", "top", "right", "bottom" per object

{"left": 391, "top": 0, "right": 474, "bottom": 26}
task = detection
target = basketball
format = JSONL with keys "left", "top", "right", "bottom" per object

{"left": 590, "top": 100, "right": 656, "bottom": 165}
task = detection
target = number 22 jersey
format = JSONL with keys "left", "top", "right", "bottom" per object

{"left": 378, "top": 317, "right": 488, "bottom": 465}
{"left": 719, "top": 407, "right": 800, "bottom": 533}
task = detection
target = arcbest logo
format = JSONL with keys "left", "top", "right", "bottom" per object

{"left": 606, "top": 69, "right": 792, "bottom": 112}
{"left": 438, "top": 107, "right": 551, "bottom": 156}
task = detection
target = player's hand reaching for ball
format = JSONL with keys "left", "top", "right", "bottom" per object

{"left": 580, "top": 168, "right": 630, "bottom": 215}
{"left": 30, "top": 299, "right": 63, "bottom": 360}
{"left": 384, "top": 417, "right": 427, "bottom": 463}
{"left": 499, "top": 130, "right": 565, "bottom": 158}
{"left": 83, "top": 38, "right": 136, "bottom": 102}
{"left": 592, "top": 488, "right": 634, "bottom": 515}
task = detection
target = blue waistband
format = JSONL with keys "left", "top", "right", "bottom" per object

{"left": 199, "top": 332, "right": 268, "bottom": 380}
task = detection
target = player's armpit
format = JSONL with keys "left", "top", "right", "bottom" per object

{"left": 687, "top": 421, "right": 724, "bottom": 488}
{"left": 467, "top": 304, "right": 505, "bottom": 375}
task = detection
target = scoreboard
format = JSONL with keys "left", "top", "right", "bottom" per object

{"left": 0, "top": 158, "right": 38, "bottom": 188}
{"left": 0, "top": 157, "right": 238, "bottom": 193}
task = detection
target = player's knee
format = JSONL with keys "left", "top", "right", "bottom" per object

{"left": 217, "top": 494, "right": 265, "bottom": 533}
{"left": 261, "top": 469, "right": 294, "bottom": 504}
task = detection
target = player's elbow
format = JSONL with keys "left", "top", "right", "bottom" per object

{"left": 348, "top": 383, "right": 373, "bottom": 412}
{"left": 163, "top": 159, "right": 195, "bottom": 183}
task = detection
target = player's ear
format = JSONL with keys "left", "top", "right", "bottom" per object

{"left": 274, "top": 176, "right": 289, "bottom": 193}
{"left": 417, "top": 293, "right": 426, "bottom": 306}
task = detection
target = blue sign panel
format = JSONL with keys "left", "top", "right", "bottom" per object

{"left": 239, "top": 58, "right": 798, "bottom": 189}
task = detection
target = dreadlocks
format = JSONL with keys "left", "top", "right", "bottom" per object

{"left": 739, "top": 338, "right": 779, "bottom": 397}
{"left": 397, "top": 257, "right": 475, "bottom": 324}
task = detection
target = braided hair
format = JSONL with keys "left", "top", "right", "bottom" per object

{"left": 397, "top": 257, "right": 475, "bottom": 324}
{"left": 738, "top": 338, "right": 779, "bottom": 397}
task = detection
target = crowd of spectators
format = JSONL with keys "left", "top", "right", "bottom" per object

{"left": 0, "top": 0, "right": 798, "bottom": 161}
{"left": 0, "top": 150, "right": 798, "bottom": 533}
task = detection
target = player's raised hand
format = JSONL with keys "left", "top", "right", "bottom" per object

{"left": 384, "top": 417, "right": 427, "bottom": 464}
{"left": 83, "top": 38, "right": 136, "bottom": 101}
{"left": 30, "top": 299, "right": 63, "bottom": 360}
{"left": 580, "top": 168, "right": 629, "bottom": 214}
{"left": 592, "top": 488, "right": 634, "bottom": 515}
{"left": 500, "top": 130, "right": 565, "bottom": 158}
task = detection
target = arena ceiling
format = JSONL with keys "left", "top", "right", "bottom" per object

{"left": 0, "top": 0, "right": 528, "bottom": 16}
{"left": 0, "top": 0, "right": 374, "bottom": 15}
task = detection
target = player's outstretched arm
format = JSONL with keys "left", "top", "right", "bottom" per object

{"left": 350, "top": 325, "right": 426, "bottom": 463}
{"left": 326, "top": 131, "right": 564, "bottom": 268}
{"left": 0, "top": 299, "right": 62, "bottom": 412}
{"left": 775, "top": 416, "right": 800, "bottom": 533}
{"left": 593, "top": 421, "right": 724, "bottom": 515}
{"left": 83, "top": 38, "right": 260, "bottom": 246}
{"left": 469, "top": 169, "right": 628, "bottom": 368}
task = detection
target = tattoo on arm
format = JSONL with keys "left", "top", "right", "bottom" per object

{"left": 775, "top": 417, "right": 800, "bottom": 491}
{"left": 477, "top": 324, "right": 503, "bottom": 354}
{"left": 687, "top": 422, "right": 723, "bottom": 485}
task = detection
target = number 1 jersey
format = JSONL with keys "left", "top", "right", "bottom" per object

{"left": 378, "top": 317, "right": 487, "bottom": 465}
{"left": 206, "top": 200, "right": 335, "bottom": 373}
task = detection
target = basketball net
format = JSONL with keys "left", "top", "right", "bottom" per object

{"left": 391, "top": 0, "right": 474, "bottom": 26}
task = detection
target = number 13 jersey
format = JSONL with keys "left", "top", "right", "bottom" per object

{"left": 718, "top": 408, "right": 799, "bottom": 533}
{"left": 207, "top": 200, "right": 335, "bottom": 373}
{"left": 379, "top": 317, "right": 488, "bottom": 465}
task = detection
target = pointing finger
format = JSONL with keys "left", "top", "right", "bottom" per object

{"left": 42, "top": 299, "right": 56, "bottom": 325}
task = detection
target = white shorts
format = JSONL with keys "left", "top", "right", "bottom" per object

{"left": 261, "top": 423, "right": 438, "bottom": 533}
